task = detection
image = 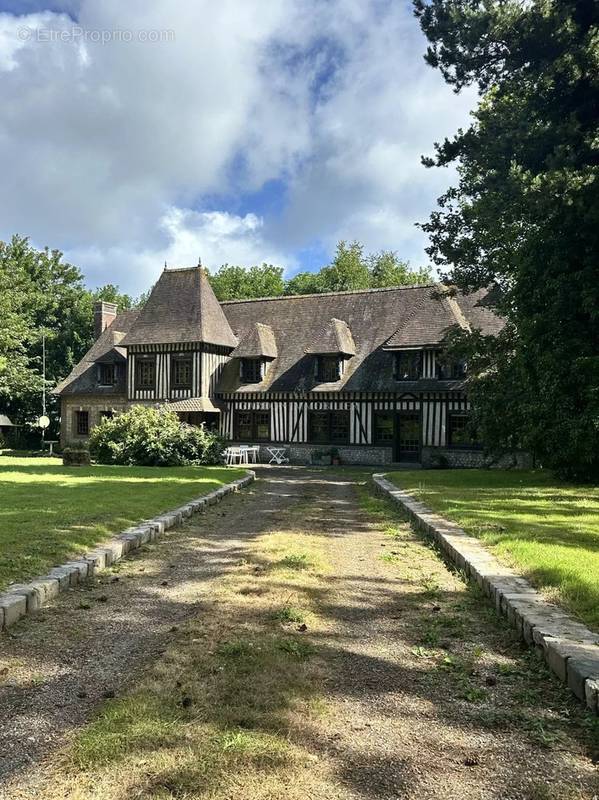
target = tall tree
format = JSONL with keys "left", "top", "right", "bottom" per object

{"left": 318, "top": 241, "right": 371, "bottom": 293}
{"left": 368, "top": 250, "right": 431, "bottom": 288}
{"left": 209, "top": 263, "right": 285, "bottom": 301}
{"left": 209, "top": 242, "right": 431, "bottom": 298}
{"left": 415, "top": 0, "right": 599, "bottom": 479}
{"left": 0, "top": 235, "right": 140, "bottom": 435}
{"left": 284, "top": 271, "right": 324, "bottom": 295}
{"left": 92, "top": 284, "right": 135, "bottom": 311}
{"left": 0, "top": 236, "right": 91, "bottom": 427}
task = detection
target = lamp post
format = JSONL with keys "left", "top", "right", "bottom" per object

{"left": 38, "top": 331, "right": 50, "bottom": 450}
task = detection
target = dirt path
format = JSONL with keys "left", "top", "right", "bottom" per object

{"left": 0, "top": 469, "right": 597, "bottom": 799}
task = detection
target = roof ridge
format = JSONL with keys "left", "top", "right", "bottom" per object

{"left": 444, "top": 293, "right": 472, "bottom": 332}
{"left": 220, "top": 282, "right": 438, "bottom": 305}
{"left": 162, "top": 265, "right": 203, "bottom": 274}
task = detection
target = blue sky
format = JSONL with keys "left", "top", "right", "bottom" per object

{"left": 0, "top": 0, "right": 473, "bottom": 294}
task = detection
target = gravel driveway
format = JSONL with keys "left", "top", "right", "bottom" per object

{"left": 0, "top": 468, "right": 597, "bottom": 799}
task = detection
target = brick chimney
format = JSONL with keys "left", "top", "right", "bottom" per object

{"left": 94, "top": 301, "right": 118, "bottom": 339}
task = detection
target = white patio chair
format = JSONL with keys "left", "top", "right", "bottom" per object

{"left": 224, "top": 446, "right": 243, "bottom": 465}
{"left": 238, "top": 445, "right": 251, "bottom": 464}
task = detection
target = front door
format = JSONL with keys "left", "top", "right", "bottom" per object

{"left": 395, "top": 412, "right": 421, "bottom": 462}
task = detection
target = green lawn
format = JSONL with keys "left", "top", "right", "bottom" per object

{"left": 386, "top": 469, "right": 599, "bottom": 631}
{"left": 0, "top": 455, "right": 245, "bottom": 591}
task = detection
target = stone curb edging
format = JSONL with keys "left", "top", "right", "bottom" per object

{"left": 372, "top": 473, "right": 599, "bottom": 713}
{"left": 0, "top": 471, "right": 255, "bottom": 633}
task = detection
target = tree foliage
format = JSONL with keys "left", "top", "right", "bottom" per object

{"left": 415, "top": 0, "right": 599, "bottom": 479}
{"left": 0, "top": 235, "right": 141, "bottom": 433}
{"left": 209, "top": 263, "right": 285, "bottom": 301}
{"left": 209, "top": 241, "right": 431, "bottom": 300}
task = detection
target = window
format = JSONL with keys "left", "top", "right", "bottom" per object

{"left": 241, "top": 358, "right": 263, "bottom": 384}
{"left": 330, "top": 411, "right": 349, "bottom": 443}
{"left": 235, "top": 411, "right": 253, "bottom": 440}
{"left": 448, "top": 414, "right": 480, "bottom": 449}
{"left": 437, "top": 358, "right": 467, "bottom": 380}
{"left": 75, "top": 410, "right": 89, "bottom": 436}
{"left": 99, "top": 410, "right": 114, "bottom": 422}
{"left": 135, "top": 356, "right": 156, "bottom": 390}
{"left": 373, "top": 412, "right": 394, "bottom": 444}
{"left": 316, "top": 356, "right": 341, "bottom": 382}
{"left": 234, "top": 410, "right": 270, "bottom": 441}
{"left": 308, "top": 411, "right": 329, "bottom": 443}
{"left": 98, "top": 363, "right": 115, "bottom": 386}
{"left": 308, "top": 410, "right": 349, "bottom": 444}
{"left": 172, "top": 356, "right": 192, "bottom": 388}
{"left": 254, "top": 411, "right": 270, "bottom": 440}
{"left": 395, "top": 351, "right": 421, "bottom": 381}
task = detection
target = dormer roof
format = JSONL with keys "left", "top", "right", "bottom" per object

{"left": 121, "top": 266, "right": 238, "bottom": 349}
{"left": 231, "top": 322, "right": 278, "bottom": 359}
{"left": 305, "top": 317, "right": 356, "bottom": 357}
{"left": 383, "top": 286, "right": 469, "bottom": 350}
{"left": 53, "top": 310, "right": 139, "bottom": 395}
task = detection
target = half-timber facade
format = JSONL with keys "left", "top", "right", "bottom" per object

{"left": 54, "top": 266, "right": 503, "bottom": 466}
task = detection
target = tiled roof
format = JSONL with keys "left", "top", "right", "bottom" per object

{"left": 219, "top": 284, "right": 502, "bottom": 393}
{"left": 53, "top": 310, "right": 139, "bottom": 396}
{"left": 231, "top": 322, "right": 278, "bottom": 359}
{"left": 305, "top": 318, "right": 356, "bottom": 356}
{"left": 383, "top": 287, "right": 466, "bottom": 349}
{"left": 167, "top": 397, "right": 221, "bottom": 413}
{"left": 121, "top": 267, "right": 238, "bottom": 348}
{"left": 55, "top": 280, "right": 504, "bottom": 398}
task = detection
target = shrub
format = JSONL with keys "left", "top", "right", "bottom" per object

{"left": 88, "top": 405, "right": 225, "bottom": 467}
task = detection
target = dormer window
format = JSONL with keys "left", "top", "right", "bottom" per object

{"left": 316, "top": 355, "right": 341, "bottom": 382}
{"left": 241, "top": 358, "right": 263, "bottom": 384}
{"left": 395, "top": 351, "right": 421, "bottom": 381}
{"left": 437, "top": 358, "right": 467, "bottom": 380}
{"left": 98, "top": 363, "right": 115, "bottom": 386}
{"left": 305, "top": 318, "right": 355, "bottom": 384}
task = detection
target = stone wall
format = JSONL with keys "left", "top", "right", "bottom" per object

{"left": 255, "top": 443, "right": 394, "bottom": 466}
{"left": 421, "top": 447, "right": 533, "bottom": 470}
{"left": 60, "top": 395, "right": 129, "bottom": 447}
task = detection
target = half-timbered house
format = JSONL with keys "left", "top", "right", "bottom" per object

{"left": 54, "top": 265, "right": 503, "bottom": 466}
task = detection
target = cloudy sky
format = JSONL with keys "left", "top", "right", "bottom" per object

{"left": 0, "top": 0, "right": 473, "bottom": 294}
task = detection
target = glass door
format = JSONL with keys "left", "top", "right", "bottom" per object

{"left": 395, "top": 412, "right": 421, "bottom": 462}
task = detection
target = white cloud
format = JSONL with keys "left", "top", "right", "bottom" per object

{"left": 0, "top": 1, "right": 474, "bottom": 291}
{"left": 68, "top": 207, "right": 293, "bottom": 294}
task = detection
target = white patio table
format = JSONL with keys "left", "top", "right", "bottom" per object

{"left": 266, "top": 446, "right": 289, "bottom": 465}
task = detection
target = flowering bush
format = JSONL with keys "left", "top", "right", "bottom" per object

{"left": 89, "top": 405, "right": 224, "bottom": 466}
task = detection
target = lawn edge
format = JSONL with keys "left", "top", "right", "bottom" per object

{"left": 0, "top": 470, "right": 256, "bottom": 633}
{"left": 372, "top": 472, "right": 599, "bottom": 714}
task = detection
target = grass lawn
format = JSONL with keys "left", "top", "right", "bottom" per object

{"left": 386, "top": 469, "right": 599, "bottom": 631}
{"left": 0, "top": 455, "right": 245, "bottom": 591}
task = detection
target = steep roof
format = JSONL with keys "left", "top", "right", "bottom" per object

{"left": 455, "top": 285, "right": 505, "bottom": 337}
{"left": 53, "top": 310, "right": 139, "bottom": 396}
{"left": 55, "top": 280, "right": 504, "bottom": 398}
{"left": 121, "top": 267, "right": 238, "bottom": 348}
{"left": 231, "top": 322, "right": 278, "bottom": 359}
{"left": 219, "top": 283, "right": 502, "bottom": 394}
{"left": 305, "top": 318, "right": 356, "bottom": 356}
{"left": 383, "top": 286, "right": 469, "bottom": 349}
